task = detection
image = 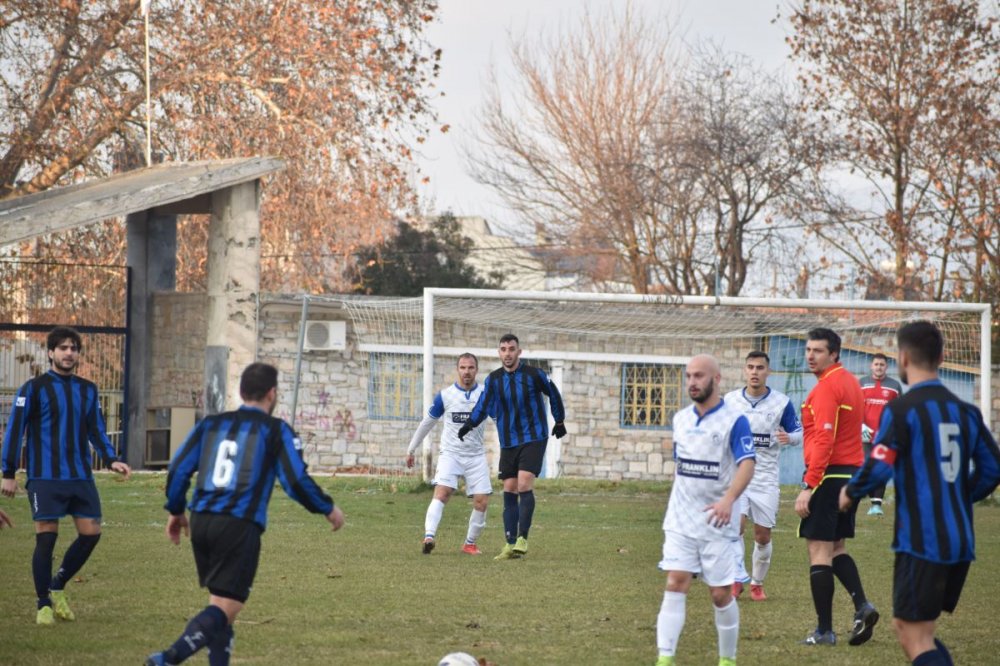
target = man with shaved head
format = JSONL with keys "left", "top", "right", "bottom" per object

{"left": 655, "top": 354, "right": 756, "bottom": 666}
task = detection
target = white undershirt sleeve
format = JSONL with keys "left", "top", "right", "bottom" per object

{"left": 406, "top": 415, "right": 439, "bottom": 456}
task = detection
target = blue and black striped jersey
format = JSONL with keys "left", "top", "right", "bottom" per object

{"left": 467, "top": 363, "right": 565, "bottom": 448}
{"left": 846, "top": 379, "right": 1000, "bottom": 563}
{"left": 1, "top": 370, "right": 118, "bottom": 481}
{"left": 164, "top": 405, "right": 334, "bottom": 530}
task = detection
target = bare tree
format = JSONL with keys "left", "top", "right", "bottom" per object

{"left": 787, "top": 0, "right": 1000, "bottom": 300}
{"left": 468, "top": 6, "right": 808, "bottom": 295}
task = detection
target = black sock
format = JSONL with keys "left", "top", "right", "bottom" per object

{"left": 502, "top": 492, "right": 519, "bottom": 544}
{"left": 165, "top": 605, "right": 228, "bottom": 663}
{"left": 207, "top": 624, "right": 235, "bottom": 666}
{"left": 832, "top": 553, "right": 868, "bottom": 610}
{"left": 913, "top": 649, "right": 948, "bottom": 666}
{"left": 33, "top": 532, "right": 58, "bottom": 607}
{"left": 518, "top": 490, "right": 535, "bottom": 539}
{"left": 50, "top": 533, "right": 101, "bottom": 590}
{"left": 934, "top": 639, "right": 954, "bottom": 666}
{"left": 809, "top": 564, "right": 835, "bottom": 633}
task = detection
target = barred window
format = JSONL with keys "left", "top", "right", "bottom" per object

{"left": 368, "top": 353, "right": 422, "bottom": 420}
{"left": 620, "top": 363, "right": 684, "bottom": 429}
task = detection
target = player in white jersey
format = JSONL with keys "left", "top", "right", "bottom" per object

{"left": 725, "top": 351, "right": 803, "bottom": 602}
{"left": 656, "top": 355, "right": 756, "bottom": 666}
{"left": 406, "top": 353, "right": 491, "bottom": 555}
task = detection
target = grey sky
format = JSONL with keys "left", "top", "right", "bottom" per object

{"left": 415, "top": 0, "right": 792, "bottom": 226}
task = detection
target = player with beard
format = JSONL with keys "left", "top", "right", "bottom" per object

{"left": 459, "top": 333, "right": 566, "bottom": 560}
{"left": 655, "top": 354, "right": 755, "bottom": 666}
{"left": 840, "top": 321, "right": 1000, "bottom": 666}
{"left": 147, "top": 362, "right": 344, "bottom": 666}
{"left": 1, "top": 326, "right": 132, "bottom": 625}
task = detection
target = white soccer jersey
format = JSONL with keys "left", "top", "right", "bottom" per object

{"left": 723, "top": 387, "right": 802, "bottom": 492}
{"left": 663, "top": 400, "right": 755, "bottom": 540}
{"left": 406, "top": 383, "right": 486, "bottom": 458}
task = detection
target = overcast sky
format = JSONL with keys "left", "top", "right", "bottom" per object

{"left": 415, "top": 0, "right": 792, "bottom": 227}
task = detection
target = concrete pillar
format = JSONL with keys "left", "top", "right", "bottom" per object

{"left": 204, "top": 181, "right": 260, "bottom": 413}
{"left": 125, "top": 211, "right": 177, "bottom": 468}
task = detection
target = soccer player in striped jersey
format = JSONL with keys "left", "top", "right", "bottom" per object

{"left": 725, "top": 351, "right": 802, "bottom": 601}
{"left": 656, "top": 354, "right": 755, "bottom": 666}
{"left": 146, "top": 362, "right": 344, "bottom": 666}
{"left": 840, "top": 321, "right": 1000, "bottom": 666}
{"left": 1, "top": 326, "right": 132, "bottom": 626}
{"left": 458, "top": 333, "right": 566, "bottom": 560}
{"left": 859, "top": 353, "right": 902, "bottom": 516}
{"left": 795, "top": 327, "right": 878, "bottom": 647}
{"left": 406, "top": 353, "right": 490, "bottom": 555}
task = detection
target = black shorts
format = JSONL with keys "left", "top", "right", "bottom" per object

{"left": 893, "top": 552, "right": 970, "bottom": 622}
{"left": 25, "top": 479, "right": 102, "bottom": 522}
{"left": 798, "top": 467, "right": 859, "bottom": 541}
{"left": 498, "top": 440, "right": 547, "bottom": 480}
{"left": 191, "top": 512, "right": 262, "bottom": 603}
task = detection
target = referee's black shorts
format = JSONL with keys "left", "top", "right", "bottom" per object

{"left": 798, "top": 466, "right": 860, "bottom": 541}
{"left": 893, "top": 552, "right": 970, "bottom": 622}
{"left": 498, "top": 440, "right": 547, "bottom": 479}
{"left": 190, "top": 512, "right": 262, "bottom": 603}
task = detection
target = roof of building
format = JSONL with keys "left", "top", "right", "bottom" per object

{"left": 0, "top": 157, "right": 284, "bottom": 245}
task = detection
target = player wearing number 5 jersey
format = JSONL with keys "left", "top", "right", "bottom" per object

{"left": 840, "top": 321, "right": 1000, "bottom": 666}
{"left": 148, "top": 363, "right": 344, "bottom": 666}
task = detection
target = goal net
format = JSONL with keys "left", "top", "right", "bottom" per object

{"left": 316, "top": 290, "right": 990, "bottom": 484}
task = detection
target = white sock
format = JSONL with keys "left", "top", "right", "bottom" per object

{"left": 424, "top": 498, "right": 445, "bottom": 537}
{"left": 466, "top": 508, "right": 487, "bottom": 544}
{"left": 715, "top": 597, "right": 739, "bottom": 659}
{"left": 734, "top": 535, "right": 749, "bottom": 582}
{"left": 751, "top": 541, "right": 773, "bottom": 585}
{"left": 656, "top": 591, "right": 686, "bottom": 657}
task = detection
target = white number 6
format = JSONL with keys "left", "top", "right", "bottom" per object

{"left": 211, "top": 439, "right": 240, "bottom": 488}
{"left": 938, "top": 423, "right": 961, "bottom": 484}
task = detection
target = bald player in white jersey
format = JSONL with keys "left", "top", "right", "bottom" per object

{"left": 725, "top": 351, "right": 803, "bottom": 602}
{"left": 406, "top": 353, "right": 491, "bottom": 555}
{"left": 655, "top": 354, "right": 756, "bottom": 666}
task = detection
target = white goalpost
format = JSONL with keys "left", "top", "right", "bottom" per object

{"left": 413, "top": 288, "right": 991, "bottom": 482}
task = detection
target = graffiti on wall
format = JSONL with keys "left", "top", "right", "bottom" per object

{"left": 275, "top": 405, "right": 359, "bottom": 442}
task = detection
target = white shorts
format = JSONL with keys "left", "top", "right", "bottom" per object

{"left": 736, "top": 485, "right": 779, "bottom": 529}
{"left": 659, "top": 530, "right": 738, "bottom": 587}
{"left": 433, "top": 452, "right": 492, "bottom": 496}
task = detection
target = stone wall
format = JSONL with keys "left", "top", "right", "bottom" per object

{"left": 149, "top": 291, "right": 208, "bottom": 409}
{"left": 149, "top": 293, "right": 1000, "bottom": 481}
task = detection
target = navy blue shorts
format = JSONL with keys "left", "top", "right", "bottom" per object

{"left": 25, "top": 479, "right": 102, "bottom": 522}
{"left": 191, "top": 512, "right": 262, "bottom": 603}
{"left": 498, "top": 440, "right": 547, "bottom": 479}
{"left": 893, "top": 552, "right": 970, "bottom": 622}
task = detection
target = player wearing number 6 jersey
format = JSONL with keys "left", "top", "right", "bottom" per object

{"left": 840, "top": 321, "right": 1000, "bottom": 666}
{"left": 148, "top": 363, "right": 344, "bottom": 666}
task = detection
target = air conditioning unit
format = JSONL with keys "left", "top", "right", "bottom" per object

{"left": 303, "top": 320, "right": 346, "bottom": 351}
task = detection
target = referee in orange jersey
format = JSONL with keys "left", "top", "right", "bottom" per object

{"left": 794, "top": 328, "right": 878, "bottom": 648}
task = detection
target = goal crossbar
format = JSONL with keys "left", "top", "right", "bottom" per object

{"left": 422, "top": 287, "right": 992, "bottom": 430}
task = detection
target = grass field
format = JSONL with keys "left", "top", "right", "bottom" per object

{"left": 1, "top": 473, "right": 999, "bottom": 665}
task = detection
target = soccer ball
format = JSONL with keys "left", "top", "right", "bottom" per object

{"left": 438, "top": 652, "right": 479, "bottom": 666}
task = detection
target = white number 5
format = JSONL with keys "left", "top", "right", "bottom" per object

{"left": 938, "top": 423, "right": 961, "bottom": 484}
{"left": 211, "top": 439, "right": 240, "bottom": 488}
